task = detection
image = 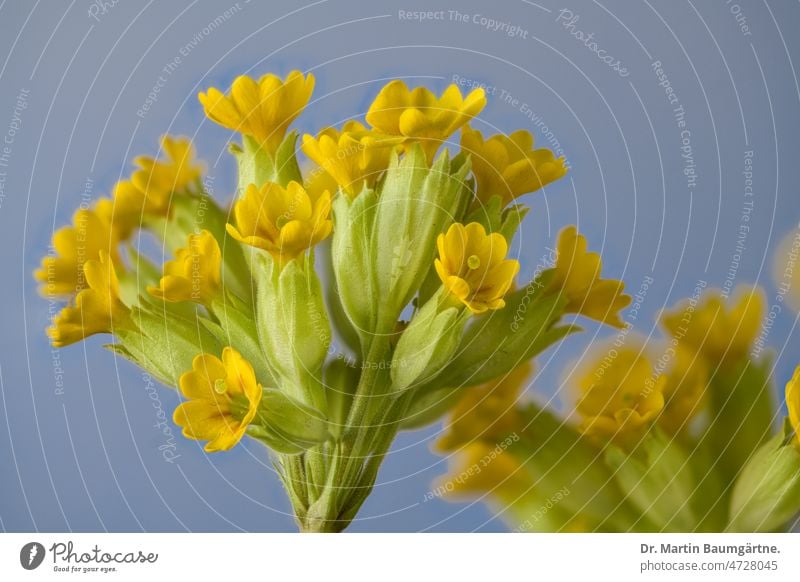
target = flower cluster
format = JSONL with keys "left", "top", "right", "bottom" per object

{"left": 437, "top": 284, "right": 800, "bottom": 533}
{"left": 39, "top": 71, "right": 639, "bottom": 533}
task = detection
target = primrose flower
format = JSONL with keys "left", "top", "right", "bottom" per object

{"left": 301, "top": 121, "right": 400, "bottom": 197}
{"left": 547, "top": 226, "right": 630, "bottom": 328}
{"left": 661, "top": 287, "right": 764, "bottom": 363}
{"left": 434, "top": 222, "right": 519, "bottom": 314}
{"left": 199, "top": 71, "right": 315, "bottom": 153}
{"left": 575, "top": 347, "right": 665, "bottom": 444}
{"left": 366, "top": 80, "right": 486, "bottom": 162}
{"left": 657, "top": 347, "right": 708, "bottom": 435}
{"left": 461, "top": 126, "right": 567, "bottom": 207}
{"left": 174, "top": 347, "right": 262, "bottom": 452}
{"left": 437, "top": 362, "right": 531, "bottom": 452}
{"left": 786, "top": 365, "right": 800, "bottom": 448}
{"left": 47, "top": 252, "right": 129, "bottom": 347}
{"left": 35, "top": 206, "right": 120, "bottom": 297}
{"left": 148, "top": 230, "right": 222, "bottom": 305}
{"left": 131, "top": 136, "right": 202, "bottom": 215}
{"left": 226, "top": 181, "right": 332, "bottom": 265}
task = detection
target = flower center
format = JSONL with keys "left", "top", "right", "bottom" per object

{"left": 467, "top": 254, "right": 481, "bottom": 270}
{"left": 214, "top": 378, "right": 227, "bottom": 394}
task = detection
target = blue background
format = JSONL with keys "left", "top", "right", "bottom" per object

{"left": 1, "top": 0, "right": 799, "bottom": 532}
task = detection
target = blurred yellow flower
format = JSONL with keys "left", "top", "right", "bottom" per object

{"left": 131, "top": 136, "right": 202, "bottom": 215}
{"left": 661, "top": 287, "right": 763, "bottom": 363}
{"left": 148, "top": 230, "right": 222, "bottom": 305}
{"left": 301, "top": 121, "right": 400, "bottom": 197}
{"left": 786, "top": 365, "right": 800, "bottom": 448}
{"left": 461, "top": 126, "right": 567, "bottom": 207}
{"left": 34, "top": 206, "right": 120, "bottom": 297}
{"left": 47, "top": 252, "right": 129, "bottom": 347}
{"left": 575, "top": 347, "right": 665, "bottom": 444}
{"left": 548, "top": 226, "right": 630, "bottom": 328}
{"left": 657, "top": 347, "right": 708, "bottom": 435}
{"left": 437, "top": 362, "right": 531, "bottom": 452}
{"left": 226, "top": 181, "right": 332, "bottom": 265}
{"left": 199, "top": 71, "right": 315, "bottom": 153}
{"left": 366, "top": 81, "right": 486, "bottom": 162}
{"left": 434, "top": 222, "right": 519, "bottom": 314}
{"left": 174, "top": 347, "right": 262, "bottom": 452}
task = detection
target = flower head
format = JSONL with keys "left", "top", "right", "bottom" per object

{"left": 548, "top": 226, "right": 630, "bottom": 327}
{"left": 199, "top": 71, "right": 314, "bottom": 153}
{"left": 661, "top": 287, "right": 763, "bottom": 363}
{"left": 47, "top": 252, "right": 129, "bottom": 347}
{"left": 437, "top": 441, "right": 528, "bottom": 499}
{"left": 575, "top": 347, "right": 665, "bottom": 444}
{"left": 301, "top": 121, "right": 400, "bottom": 197}
{"left": 35, "top": 206, "right": 120, "bottom": 297}
{"left": 366, "top": 81, "right": 486, "bottom": 162}
{"left": 148, "top": 230, "right": 222, "bottom": 305}
{"left": 787, "top": 365, "right": 800, "bottom": 448}
{"left": 174, "top": 347, "right": 262, "bottom": 452}
{"left": 226, "top": 181, "right": 332, "bottom": 264}
{"left": 437, "top": 362, "right": 532, "bottom": 452}
{"left": 657, "top": 347, "right": 708, "bottom": 435}
{"left": 461, "top": 126, "right": 567, "bottom": 206}
{"left": 434, "top": 222, "right": 519, "bottom": 314}
{"left": 131, "top": 136, "right": 202, "bottom": 215}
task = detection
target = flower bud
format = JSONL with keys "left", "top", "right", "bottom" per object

{"left": 391, "top": 289, "right": 470, "bottom": 392}
{"left": 255, "top": 253, "right": 331, "bottom": 412}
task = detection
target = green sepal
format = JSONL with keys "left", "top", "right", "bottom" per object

{"left": 203, "top": 294, "right": 275, "bottom": 388}
{"left": 331, "top": 188, "right": 380, "bottom": 343}
{"left": 261, "top": 388, "right": 330, "bottom": 444}
{"left": 434, "top": 290, "right": 574, "bottom": 389}
{"left": 604, "top": 428, "right": 699, "bottom": 532}
{"left": 400, "top": 384, "right": 463, "bottom": 430}
{"left": 112, "top": 305, "right": 222, "bottom": 387}
{"left": 727, "top": 421, "right": 800, "bottom": 532}
{"left": 391, "top": 289, "right": 470, "bottom": 392}
{"left": 371, "top": 145, "right": 471, "bottom": 326}
{"left": 232, "top": 132, "right": 302, "bottom": 192}
{"left": 255, "top": 251, "right": 331, "bottom": 412}
{"left": 324, "top": 358, "right": 360, "bottom": 440}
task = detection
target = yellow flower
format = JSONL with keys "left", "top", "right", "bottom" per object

{"left": 198, "top": 71, "right": 314, "bottom": 153}
{"left": 47, "top": 252, "right": 129, "bottom": 347}
{"left": 434, "top": 222, "right": 519, "bottom": 314}
{"left": 301, "top": 121, "right": 400, "bottom": 197}
{"left": 575, "top": 347, "right": 665, "bottom": 444}
{"left": 366, "top": 81, "right": 486, "bottom": 162}
{"left": 226, "top": 181, "right": 332, "bottom": 264}
{"left": 147, "top": 230, "right": 222, "bottom": 305}
{"left": 34, "top": 206, "right": 120, "bottom": 297}
{"left": 461, "top": 126, "right": 568, "bottom": 207}
{"left": 661, "top": 287, "right": 763, "bottom": 363}
{"left": 174, "top": 347, "right": 262, "bottom": 452}
{"left": 131, "top": 136, "right": 202, "bottom": 215}
{"left": 786, "top": 365, "right": 800, "bottom": 448}
{"left": 657, "top": 347, "right": 708, "bottom": 435}
{"left": 437, "top": 362, "right": 532, "bottom": 452}
{"left": 548, "top": 226, "right": 630, "bottom": 327}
